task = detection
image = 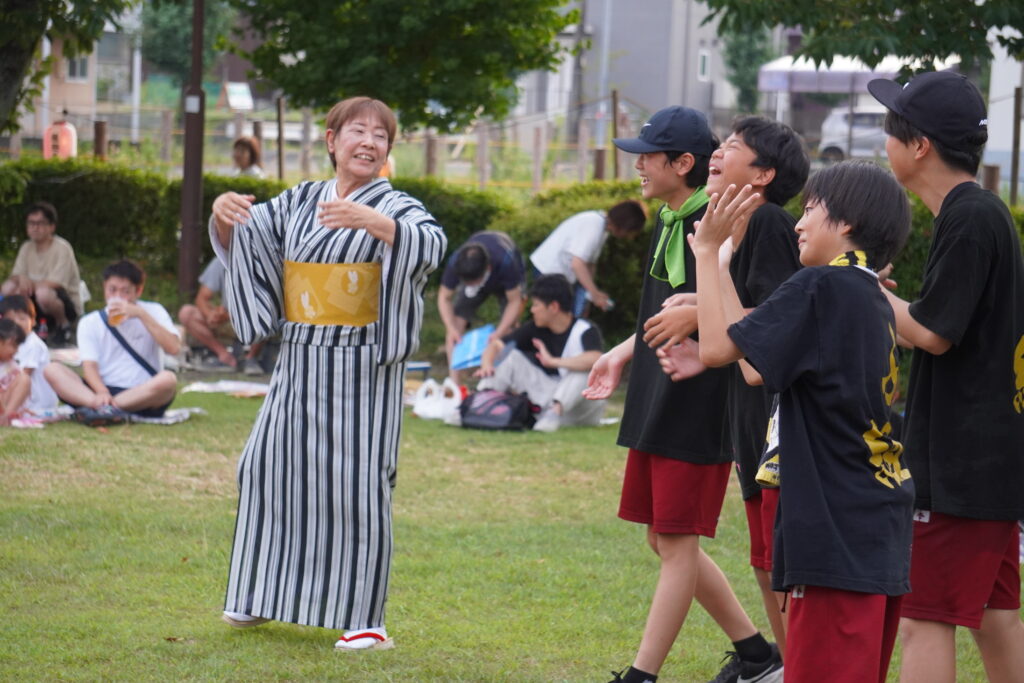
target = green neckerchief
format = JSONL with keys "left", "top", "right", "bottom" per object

{"left": 650, "top": 187, "right": 710, "bottom": 287}
{"left": 828, "top": 250, "right": 873, "bottom": 270}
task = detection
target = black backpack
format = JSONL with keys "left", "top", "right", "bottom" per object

{"left": 459, "top": 390, "right": 538, "bottom": 431}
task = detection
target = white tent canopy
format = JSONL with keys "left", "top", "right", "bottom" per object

{"left": 758, "top": 55, "right": 961, "bottom": 93}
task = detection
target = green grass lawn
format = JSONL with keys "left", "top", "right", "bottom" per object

{"left": 0, "top": 384, "right": 1000, "bottom": 681}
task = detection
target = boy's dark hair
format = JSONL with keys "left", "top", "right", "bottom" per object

{"left": 27, "top": 201, "right": 58, "bottom": 225}
{"left": 0, "top": 295, "right": 36, "bottom": 321}
{"left": 606, "top": 200, "right": 647, "bottom": 234}
{"left": 733, "top": 116, "right": 810, "bottom": 205}
{"left": 802, "top": 161, "right": 911, "bottom": 268}
{"left": 454, "top": 243, "right": 489, "bottom": 283}
{"left": 0, "top": 318, "right": 27, "bottom": 346}
{"left": 883, "top": 110, "right": 986, "bottom": 176}
{"left": 529, "top": 274, "right": 573, "bottom": 313}
{"left": 102, "top": 259, "right": 145, "bottom": 286}
{"left": 665, "top": 133, "right": 720, "bottom": 187}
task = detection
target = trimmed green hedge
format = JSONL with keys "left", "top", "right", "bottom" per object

{"left": 2, "top": 158, "right": 1023, "bottom": 344}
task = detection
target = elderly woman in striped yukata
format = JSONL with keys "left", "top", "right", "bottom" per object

{"left": 209, "top": 96, "right": 446, "bottom": 650}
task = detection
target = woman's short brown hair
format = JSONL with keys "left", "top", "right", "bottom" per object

{"left": 232, "top": 136, "right": 261, "bottom": 167}
{"left": 324, "top": 97, "right": 397, "bottom": 169}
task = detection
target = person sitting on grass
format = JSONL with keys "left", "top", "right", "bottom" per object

{"left": 45, "top": 260, "right": 180, "bottom": 426}
{"left": 692, "top": 163, "right": 913, "bottom": 683}
{"left": 0, "top": 295, "right": 58, "bottom": 419}
{"left": 473, "top": 273, "right": 605, "bottom": 432}
{"left": 178, "top": 258, "right": 264, "bottom": 374}
{"left": 0, "top": 201, "right": 83, "bottom": 346}
{"left": 0, "top": 318, "right": 30, "bottom": 426}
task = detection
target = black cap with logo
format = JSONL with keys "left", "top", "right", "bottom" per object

{"left": 612, "top": 106, "right": 715, "bottom": 156}
{"left": 868, "top": 71, "right": 987, "bottom": 151}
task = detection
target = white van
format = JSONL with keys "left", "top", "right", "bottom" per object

{"left": 818, "top": 104, "right": 889, "bottom": 162}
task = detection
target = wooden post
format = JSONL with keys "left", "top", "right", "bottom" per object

{"left": 276, "top": 96, "right": 285, "bottom": 180}
{"left": 476, "top": 123, "right": 489, "bottom": 190}
{"left": 611, "top": 89, "right": 620, "bottom": 179}
{"left": 300, "top": 107, "right": 312, "bottom": 178}
{"left": 252, "top": 120, "right": 263, "bottom": 146}
{"left": 532, "top": 126, "right": 544, "bottom": 193}
{"left": 577, "top": 119, "right": 589, "bottom": 184}
{"left": 425, "top": 130, "right": 437, "bottom": 176}
{"left": 94, "top": 121, "right": 108, "bottom": 160}
{"left": 982, "top": 164, "right": 1000, "bottom": 193}
{"left": 593, "top": 148, "right": 606, "bottom": 180}
{"left": 1012, "top": 86, "right": 1021, "bottom": 206}
{"left": 161, "top": 110, "right": 173, "bottom": 162}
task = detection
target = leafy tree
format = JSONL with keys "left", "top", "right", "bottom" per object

{"left": 705, "top": 0, "right": 1024, "bottom": 75}
{"left": 227, "top": 0, "right": 576, "bottom": 130}
{"left": 141, "top": 0, "right": 236, "bottom": 87}
{"left": 0, "top": 0, "right": 135, "bottom": 134}
{"left": 721, "top": 25, "right": 774, "bottom": 113}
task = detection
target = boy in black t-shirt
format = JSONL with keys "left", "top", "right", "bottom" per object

{"left": 643, "top": 116, "right": 808, "bottom": 660}
{"left": 692, "top": 162, "right": 913, "bottom": 682}
{"left": 868, "top": 70, "right": 1024, "bottom": 682}
{"left": 474, "top": 274, "right": 605, "bottom": 431}
{"left": 585, "top": 107, "right": 781, "bottom": 683}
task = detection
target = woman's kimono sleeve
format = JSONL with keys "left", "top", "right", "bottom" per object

{"left": 208, "top": 185, "right": 298, "bottom": 344}
{"left": 376, "top": 192, "right": 447, "bottom": 365}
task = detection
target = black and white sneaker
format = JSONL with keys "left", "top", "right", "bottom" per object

{"left": 708, "top": 643, "right": 783, "bottom": 683}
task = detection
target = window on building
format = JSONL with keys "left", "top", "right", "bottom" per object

{"left": 697, "top": 49, "right": 711, "bottom": 82}
{"left": 67, "top": 56, "right": 89, "bottom": 81}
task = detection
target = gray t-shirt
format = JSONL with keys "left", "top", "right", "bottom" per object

{"left": 198, "top": 259, "right": 225, "bottom": 294}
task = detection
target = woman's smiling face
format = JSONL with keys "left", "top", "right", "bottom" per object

{"left": 328, "top": 114, "right": 390, "bottom": 183}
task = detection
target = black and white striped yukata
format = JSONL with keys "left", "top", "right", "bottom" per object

{"left": 211, "top": 177, "right": 446, "bottom": 630}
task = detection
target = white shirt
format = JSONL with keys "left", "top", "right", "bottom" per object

{"left": 77, "top": 300, "right": 179, "bottom": 388}
{"left": 529, "top": 210, "right": 608, "bottom": 284}
{"left": 14, "top": 331, "right": 57, "bottom": 414}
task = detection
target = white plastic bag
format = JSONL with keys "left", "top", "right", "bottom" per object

{"left": 412, "top": 377, "right": 463, "bottom": 420}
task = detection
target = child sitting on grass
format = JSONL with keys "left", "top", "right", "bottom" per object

{"left": 0, "top": 295, "right": 58, "bottom": 419}
{"left": 0, "top": 318, "right": 30, "bottom": 426}
{"left": 691, "top": 161, "right": 914, "bottom": 683}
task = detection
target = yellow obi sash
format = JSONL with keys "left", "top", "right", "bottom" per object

{"left": 283, "top": 260, "right": 380, "bottom": 327}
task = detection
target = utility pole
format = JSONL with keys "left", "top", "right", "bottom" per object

{"left": 178, "top": 0, "right": 205, "bottom": 298}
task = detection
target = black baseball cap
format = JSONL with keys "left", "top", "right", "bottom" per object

{"left": 868, "top": 71, "right": 987, "bottom": 151}
{"left": 613, "top": 106, "right": 715, "bottom": 156}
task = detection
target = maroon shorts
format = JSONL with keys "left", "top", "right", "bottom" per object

{"left": 786, "top": 585, "right": 902, "bottom": 683}
{"left": 618, "top": 448, "right": 731, "bottom": 537}
{"left": 901, "top": 511, "right": 1021, "bottom": 628}
{"left": 744, "top": 487, "right": 780, "bottom": 571}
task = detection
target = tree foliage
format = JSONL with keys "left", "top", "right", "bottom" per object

{"left": 227, "top": 0, "right": 576, "bottom": 130}
{"left": 705, "top": 0, "right": 1024, "bottom": 76}
{"left": 721, "top": 25, "right": 774, "bottom": 113}
{"left": 141, "top": 0, "right": 236, "bottom": 87}
{"left": 0, "top": 0, "right": 135, "bottom": 134}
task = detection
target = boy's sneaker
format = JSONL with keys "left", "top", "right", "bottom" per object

{"left": 708, "top": 643, "right": 783, "bottom": 683}
{"left": 242, "top": 358, "right": 263, "bottom": 376}
{"left": 533, "top": 406, "right": 561, "bottom": 432}
{"left": 73, "top": 405, "right": 130, "bottom": 427}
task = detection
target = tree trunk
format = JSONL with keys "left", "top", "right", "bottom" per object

{"left": 0, "top": 1, "right": 48, "bottom": 134}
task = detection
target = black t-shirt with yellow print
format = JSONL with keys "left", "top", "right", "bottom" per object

{"left": 728, "top": 255, "right": 914, "bottom": 596}
{"left": 903, "top": 182, "right": 1024, "bottom": 521}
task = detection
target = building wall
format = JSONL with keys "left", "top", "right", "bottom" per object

{"left": 19, "top": 38, "right": 98, "bottom": 138}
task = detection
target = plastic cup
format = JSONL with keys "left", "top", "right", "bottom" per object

{"left": 106, "top": 298, "right": 127, "bottom": 326}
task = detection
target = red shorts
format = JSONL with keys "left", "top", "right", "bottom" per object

{"left": 901, "top": 511, "right": 1021, "bottom": 628}
{"left": 786, "top": 585, "right": 902, "bottom": 683}
{"left": 618, "top": 449, "right": 731, "bottom": 537}
{"left": 744, "top": 488, "right": 780, "bottom": 571}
